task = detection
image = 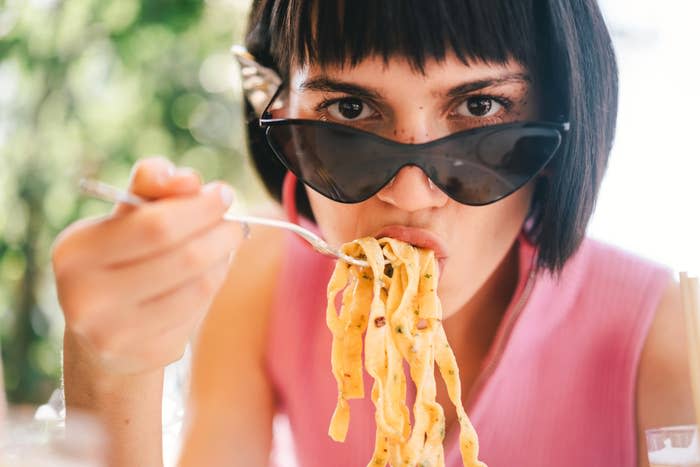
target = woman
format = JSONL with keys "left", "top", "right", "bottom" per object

{"left": 52, "top": 0, "right": 692, "bottom": 466}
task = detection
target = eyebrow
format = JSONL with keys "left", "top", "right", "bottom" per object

{"left": 444, "top": 73, "right": 531, "bottom": 98}
{"left": 298, "top": 73, "right": 531, "bottom": 100}
{"left": 298, "top": 77, "right": 382, "bottom": 100}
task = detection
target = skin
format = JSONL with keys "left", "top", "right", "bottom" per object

{"left": 54, "top": 55, "right": 692, "bottom": 467}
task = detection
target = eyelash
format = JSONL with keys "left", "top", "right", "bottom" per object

{"left": 448, "top": 94, "right": 514, "bottom": 118}
{"left": 315, "top": 94, "right": 515, "bottom": 120}
{"left": 314, "top": 97, "right": 382, "bottom": 120}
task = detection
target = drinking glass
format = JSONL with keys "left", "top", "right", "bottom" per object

{"left": 646, "top": 425, "right": 700, "bottom": 467}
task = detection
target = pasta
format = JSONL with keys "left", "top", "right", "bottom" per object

{"left": 326, "top": 237, "right": 487, "bottom": 467}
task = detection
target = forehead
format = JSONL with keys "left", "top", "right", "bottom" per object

{"left": 290, "top": 54, "right": 530, "bottom": 93}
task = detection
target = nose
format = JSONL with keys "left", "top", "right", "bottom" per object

{"left": 376, "top": 108, "right": 450, "bottom": 211}
{"left": 376, "top": 165, "right": 448, "bottom": 212}
{"left": 389, "top": 110, "right": 440, "bottom": 145}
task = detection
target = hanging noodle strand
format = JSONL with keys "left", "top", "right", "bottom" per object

{"left": 326, "top": 237, "right": 487, "bottom": 467}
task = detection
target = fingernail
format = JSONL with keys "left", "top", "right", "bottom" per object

{"left": 219, "top": 185, "right": 235, "bottom": 206}
{"left": 174, "top": 167, "right": 199, "bottom": 181}
{"left": 156, "top": 163, "right": 176, "bottom": 185}
{"left": 174, "top": 167, "right": 191, "bottom": 177}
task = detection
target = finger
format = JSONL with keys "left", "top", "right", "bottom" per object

{"left": 137, "top": 255, "right": 231, "bottom": 343}
{"left": 65, "top": 181, "right": 237, "bottom": 266}
{"left": 113, "top": 157, "right": 174, "bottom": 216}
{"left": 100, "top": 255, "right": 232, "bottom": 359}
{"left": 91, "top": 219, "right": 241, "bottom": 308}
{"left": 52, "top": 215, "right": 112, "bottom": 280}
{"left": 113, "top": 158, "right": 202, "bottom": 216}
{"left": 161, "top": 167, "right": 202, "bottom": 196}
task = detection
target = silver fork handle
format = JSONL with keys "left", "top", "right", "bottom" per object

{"left": 222, "top": 214, "right": 368, "bottom": 267}
{"left": 78, "top": 179, "right": 369, "bottom": 268}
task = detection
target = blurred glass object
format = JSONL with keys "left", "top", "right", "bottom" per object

{"left": 0, "top": 405, "right": 107, "bottom": 466}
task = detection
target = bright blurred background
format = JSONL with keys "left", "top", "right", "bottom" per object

{"left": 0, "top": 0, "right": 263, "bottom": 404}
{"left": 0, "top": 0, "right": 699, "bottom": 408}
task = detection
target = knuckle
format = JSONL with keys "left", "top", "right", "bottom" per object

{"left": 51, "top": 218, "right": 94, "bottom": 276}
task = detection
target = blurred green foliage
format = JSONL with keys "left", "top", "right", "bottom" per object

{"left": 0, "top": 0, "right": 265, "bottom": 404}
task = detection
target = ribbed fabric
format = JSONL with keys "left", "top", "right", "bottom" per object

{"left": 265, "top": 233, "right": 670, "bottom": 467}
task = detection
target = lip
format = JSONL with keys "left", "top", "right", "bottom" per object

{"left": 373, "top": 225, "right": 449, "bottom": 260}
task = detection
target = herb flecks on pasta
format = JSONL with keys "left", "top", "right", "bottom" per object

{"left": 326, "top": 237, "right": 487, "bottom": 467}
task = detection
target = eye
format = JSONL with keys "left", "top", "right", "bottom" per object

{"left": 326, "top": 98, "right": 375, "bottom": 121}
{"left": 455, "top": 96, "right": 504, "bottom": 118}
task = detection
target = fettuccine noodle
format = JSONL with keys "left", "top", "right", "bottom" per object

{"left": 326, "top": 237, "right": 487, "bottom": 467}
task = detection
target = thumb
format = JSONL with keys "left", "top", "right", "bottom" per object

{"left": 113, "top": 156, "right": 202, "bottom": 216}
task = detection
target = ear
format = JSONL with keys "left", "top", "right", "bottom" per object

{"left": 231, "top": 45, "right": 282, "bottom": 116}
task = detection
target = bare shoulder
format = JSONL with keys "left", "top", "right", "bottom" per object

{"left": 636, "top": 276, "right": 694, "bottom": 466}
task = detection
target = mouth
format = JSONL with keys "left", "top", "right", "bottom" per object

{"left": 373, "top": 225, "right": 449, "bottom": 273}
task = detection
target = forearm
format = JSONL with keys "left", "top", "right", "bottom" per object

{"left": 63, "top": 330, "right": 165, "bottom": 467}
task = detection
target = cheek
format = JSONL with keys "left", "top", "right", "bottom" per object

{"left": 467, "top": 183, "right": 534, "bottom": 246}
{"left": 491, "top": 183, "right": 534, "bottom": 232}
{"left": 444, "top": 184, "right": 535, "bottom": 272}
{"left": 306, "top": 189, "right": 365, "bottom": 245}
{"left": 438, "top": 184, "right": 535, "bottom": 312}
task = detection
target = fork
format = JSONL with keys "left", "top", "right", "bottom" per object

{"left": 78, "top": 178, "right": 370, "bottom": 268}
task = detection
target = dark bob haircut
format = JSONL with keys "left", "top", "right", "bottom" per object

{"left": 243, "top": 0, "right": 618, "bottom": 273}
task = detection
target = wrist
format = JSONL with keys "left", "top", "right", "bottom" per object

{"left": 63, "top": 329, "right": 164, "bottom": 409}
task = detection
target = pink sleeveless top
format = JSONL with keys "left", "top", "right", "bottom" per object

{"left": 265, "top": 233, "right": 670, "bottom": 467}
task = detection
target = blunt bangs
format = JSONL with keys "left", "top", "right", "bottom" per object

{"left": 265, "top": 0, "right": 537, "bottom": 75}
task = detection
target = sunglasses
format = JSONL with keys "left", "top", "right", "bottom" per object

{"left": 259, "top": 85, "right": 570, "bottom": 206}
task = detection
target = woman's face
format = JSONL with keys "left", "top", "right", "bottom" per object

{"left": 288, "top": 54, "right": 539, "bottom": 317}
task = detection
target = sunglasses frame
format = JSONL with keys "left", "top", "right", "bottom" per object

{"left": 258, "top": 82, "right": 570, "bottom": 206}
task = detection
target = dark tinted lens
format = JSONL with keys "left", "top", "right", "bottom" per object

{"left": 266, "top": 122, "right": 562, "bottom": 205}
{"left": 427, "top": 125, "right": 561, "bottom": 205}
{"left": 266, "top": 124, "right": 397, "bottom": 202}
